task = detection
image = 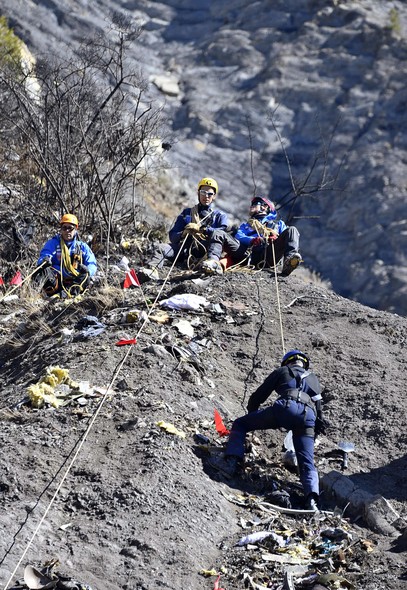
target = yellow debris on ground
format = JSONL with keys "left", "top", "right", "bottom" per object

{"left": 27, "top": 366, "right": 82, "bottom": 408}
{"left": 156, "top": 420, "right": 186, "bottom": 439}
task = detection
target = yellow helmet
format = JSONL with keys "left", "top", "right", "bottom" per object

{"left": 198, "top": 177, "right": 218, "bottom": 194}
{"left": 60, "top": 214, "right": 79, "bottom": 227}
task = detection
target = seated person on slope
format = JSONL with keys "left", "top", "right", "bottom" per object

{"left": 144, "top": 177, "right": 228, "bottom": 276}
{"left": 201, "top": 196, "right": 302, "bottom": 276}
{"left": 36, "top": 214, "right": 97, "bottom": 297}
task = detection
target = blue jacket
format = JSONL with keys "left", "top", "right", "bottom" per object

{"left": 37, "top": 234, "right": 97, "bottom": 277}
{"left": 169, "top": 204, "right": 228, "bottom": 248}
{"left": 235, "top": 213, "right": 287, "bottom": 248}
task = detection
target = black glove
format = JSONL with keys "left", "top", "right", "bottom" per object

{"left": 41, "top": 255, "right": 53, "bottom": 268}
{"left": 315, "top": 416, "right": 331, "bottom": 437}
{"left": 77, "top": 263, "right": 89, "bottom": 274}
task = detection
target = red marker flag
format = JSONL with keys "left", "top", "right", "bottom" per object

{"left": 10, "top": 271, "right": 23, "bottom": 286}
{"left": 123, "top": 269, "right": 140, "bottom": 289}
{"left": 214, "top": 409, "right": 230, "bottom": 437}
{"left": 115, "top": 338, "right": 137, "bottom": 346}
{"left": 0, "top": 275, "right": 4, "bottom": 286}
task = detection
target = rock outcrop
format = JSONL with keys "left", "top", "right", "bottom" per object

{"left": 1, "top": 0, "right": 407, "bottom": 314}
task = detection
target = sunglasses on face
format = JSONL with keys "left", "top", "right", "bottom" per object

{"left": 252, "top": 198, "right": 269, "bottom": 205}
{"left": 199, "top": 189, "right": 215, "bottom": 197}
{"left": 61, "top": 225, "right": 76, "bottom": 231}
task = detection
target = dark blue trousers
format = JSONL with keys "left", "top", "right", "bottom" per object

{"left": 225, "top": 400, "right": 319, "bottom": 496}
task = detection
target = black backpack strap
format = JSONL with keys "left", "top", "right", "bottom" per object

{"left": 286, "top": 368, "right": 317, "bottom": 413}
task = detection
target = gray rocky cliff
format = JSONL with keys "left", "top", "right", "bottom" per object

{"left": 1, "top": 0, "right": 406, "bottom": 314}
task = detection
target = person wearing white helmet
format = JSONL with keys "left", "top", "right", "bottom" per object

{"left": 35, "top": 214, "right": 97, "bottom": 297}
{"left": 209, "top": 350, "right": 329, "bottom": 512}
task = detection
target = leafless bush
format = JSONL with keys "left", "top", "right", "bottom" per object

{"left": 0, "top": 22, "right": 167, "bottom": 248}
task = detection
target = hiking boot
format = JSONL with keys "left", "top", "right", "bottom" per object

{"left": 281, "top": 252, "right": 302, "bottom": 276}
{"left": 200, "top": 258, "right": 223, "bottom": 276}
{"left": 305, "top": 492, "right": 320, "bottom": 512}
{"left": 208, "top": 454, "right": 241, "bottom": 478}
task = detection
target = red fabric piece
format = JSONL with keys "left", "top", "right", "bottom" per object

{"left": 9, "top": 271, "right": 23, "bottom": 286}
{"left": 115, "top": 338, "right": 137, "bottom": 346}
{"left": 219, "top": 255, "right": 233, "bottom": 271}
{"left": 0, "top": 276, "right": 4, "bottom": 286}
{"left": 214, "top": 575, "right": 225, "bottom": 590}
{"left": 123, "top": 269, "right": 140, "bottom": 288}
{"left": 251, "top": 236, "right": 264, "bottom": 248}
{"left": 214, "top": 409, "right": 230, "bottom": 437}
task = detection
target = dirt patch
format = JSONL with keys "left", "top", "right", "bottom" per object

{"left": 0, "top": 269, "right": 406, "bottom": 589}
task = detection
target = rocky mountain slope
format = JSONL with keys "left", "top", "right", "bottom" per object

{"left": 0, "top": 0, "right": 407, "bottom": 314}
{"left": 0, "top": 268, "right": 406, "bottom": 589}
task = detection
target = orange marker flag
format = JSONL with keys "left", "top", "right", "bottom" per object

{"left": 214, "top": 409, "right": 230, "bottom": 437}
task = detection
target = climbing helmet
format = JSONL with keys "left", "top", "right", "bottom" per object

{"left": 198, "top": 177, "right": 218, "bottom": 195}
{"left": 281, "top": 349, "right": 310, "bottom": 369}
{"left": 60, "top": 214, "right": 79, "bottom": 228}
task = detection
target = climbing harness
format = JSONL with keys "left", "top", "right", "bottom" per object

{"left": 279, "top": 369, "right": 316, "bottom": 412}
{"left": 42, "top": 238, "right": 90, "bottom": 299}
{"left": 181, "top": 208, "right": 215, "bottom": 271}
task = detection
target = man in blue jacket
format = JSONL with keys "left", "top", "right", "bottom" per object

{"left": 36, "top": 214, "right": 97, "bottom": 297}
{"left": 144, "top": 177, "right": 228, "bottom": 275}
{"left": 204, "top": 196, "right": 301, "bottom": 276}
{"left": 209, "top": 350, "right": 328, "bottom": 511}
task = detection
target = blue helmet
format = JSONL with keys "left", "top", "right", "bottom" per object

{"left": 281, "top": 349, "right": 310, "bottom": 369}
{"left": 251, "top": 196, "right": 277, "bottom": 219}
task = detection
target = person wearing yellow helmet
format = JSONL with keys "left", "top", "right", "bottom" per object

{"left": 35, "top": 213, "right": 97, "bottom": 297}
{"left": 168, "top": 177, "right": 225, "bottom": 249}
{"left": 139, "top": 177, "right": 228, "bottom": 279}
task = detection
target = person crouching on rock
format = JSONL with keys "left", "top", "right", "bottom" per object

{"left": 35, "top": 214, "right": 97, "bottom": 298}
{"left": 209, "top": 350, "right": 329, "bottom": 511}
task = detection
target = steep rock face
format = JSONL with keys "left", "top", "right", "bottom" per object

{"left": 1, "top": 0, "right": 407, "bottom": 313}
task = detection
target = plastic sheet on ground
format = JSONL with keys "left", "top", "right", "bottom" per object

{"left": 73, "top": 315, "right": 106, "bottom": 340}
{"left": 159, "top": 293, "right": 210, "bottom": 311}
{"left": 237, "top": 531, "right": 285, "bottom": 547}
{"left": 173, "top": 319, "right": 194, "bottom": 337}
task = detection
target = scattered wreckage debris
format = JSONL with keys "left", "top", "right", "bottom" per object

{"left": 17, "top": 366, "right": 108, "bottom": 410}
{"left": 214, "top": 489, "right": 377, "bottom": 590}
{"left": 8, "top": 561, "right": 92, "bottom": 590}
{"left": 337, "top": 441, "right": 355, "bottom": 471}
